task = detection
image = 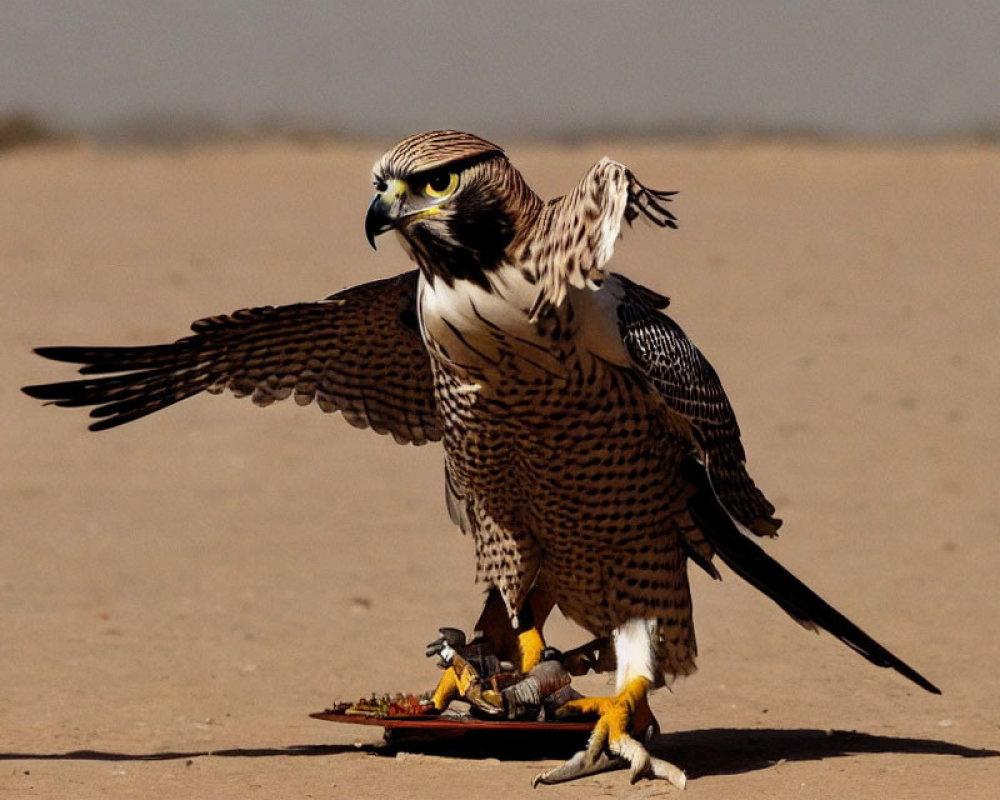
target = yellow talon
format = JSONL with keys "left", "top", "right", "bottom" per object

{"left": 429, "top": 653, "right": 503, "bottom": 714}
{"left": 541, "top": 676, "right": 684, "bottom": 787}
{"left": 517, "top": 626, "right": 546, "bottom": 672}
{"left": 558, "top": 676, "right": 650, "bottom": 739}
{"left": 429, "top": 656, "right": 485, "bottom": 710}
{"left": 430, "top": 666, "right": 461, "bottom": 711}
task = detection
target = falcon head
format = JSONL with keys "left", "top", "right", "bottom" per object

{"left": 365, "top": 130, "right": 539, "bottom": 287}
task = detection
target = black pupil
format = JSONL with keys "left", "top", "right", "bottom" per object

{"left": 427, "top": 173, "right": 450, "bottom": 192}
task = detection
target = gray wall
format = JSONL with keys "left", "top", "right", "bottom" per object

{"left": 2, "top": 1, "right": 999, "bottom": 141}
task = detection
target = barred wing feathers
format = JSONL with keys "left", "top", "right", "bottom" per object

{"left": 616, "top": 276, "right": 781, "bottom": 537}
{"left": 23, "top": 271, "right": 441, "bottom": 445}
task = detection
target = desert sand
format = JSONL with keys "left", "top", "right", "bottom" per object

{"left": 2, "top": 139, "right": 997, "bottom": 799}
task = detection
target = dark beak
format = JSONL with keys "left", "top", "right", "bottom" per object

{"left": 365, "top": 193, "right": 394, "bottom": 250}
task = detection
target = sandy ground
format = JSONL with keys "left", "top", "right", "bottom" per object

{"left": 1, "top": 139, "right": 998, "bottom": 799}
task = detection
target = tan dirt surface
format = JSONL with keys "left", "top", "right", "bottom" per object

{"left": 2, "top": 139, "right": 998, "bottom": 798}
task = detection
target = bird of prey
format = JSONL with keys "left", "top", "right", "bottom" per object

{"left": 23, "top": 130, "right": 938, "bottom": 787}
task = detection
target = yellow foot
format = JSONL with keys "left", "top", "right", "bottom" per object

{"left": 429, "top": 665, "right": 462, "bottom": 711}
{"left": 533, "top": 677, "right": 686, "bottom": 789}
{"left": 428, "top": 661, "right": 504, "bottom": 715}
{"left": 426, "top": 629, "right": 504, "bottom": 715}
{"left": 518, "top": 627, "right": 546, "bottom": 673}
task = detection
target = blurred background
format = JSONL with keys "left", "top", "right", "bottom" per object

{"left": 2, "top": 0, "right": 999, "bottom": 144}
{"left": 3, "top": 5, "right": 1000, "bottom": 799}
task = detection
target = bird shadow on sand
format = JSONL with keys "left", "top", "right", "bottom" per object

{"left": 646, "top": 727, "right": 998, "bottom": 779}
{"left": 0, "top": 743, "right": 362, "bottom": 763}
{"left": 1, "top": 727, "right": 994, "bottom": 780}
{"left": 374, "top": 726, "right": 997, "bottom": 778}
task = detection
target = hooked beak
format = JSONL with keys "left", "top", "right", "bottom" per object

{"left": 364, "top": 179, "right": 406, "bottom": 250}
{"left": 365, "top": 194, "right": 392, "bottom": 249}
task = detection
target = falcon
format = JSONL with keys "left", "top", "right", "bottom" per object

{"left": 23, "top": 130, "right": 938, "bottom": 787}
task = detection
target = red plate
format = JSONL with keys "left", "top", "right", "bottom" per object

{"left": 311, "top": 710, "right": 595, "bottom": 732}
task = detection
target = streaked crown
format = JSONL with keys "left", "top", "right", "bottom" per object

{"left": 373, "top": 130, "right": 505, "bottom": 179}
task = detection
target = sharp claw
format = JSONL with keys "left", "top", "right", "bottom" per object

{"left": 585, "top": 717, "right": 609, "bottom": 762}
{"left": 650, "top": 757, "right": 687, "bottom": 790}
{"left": 531, "top": 749, "right": 625, "bottom": 787}
{"left": 541, "top": 682, "right": 684, "bottom": 788}
{"left": 629, "top": 750, "right": 651, "bottom": 784}
{"left": 609, "top": 733, "right": 687, "bottom": 789}
{"left": 532, "top": 737, "right": 686, "bottom": 789}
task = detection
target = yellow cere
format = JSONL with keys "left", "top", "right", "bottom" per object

{"left": 383, "top": 178, "right": 408, "bottom": 199}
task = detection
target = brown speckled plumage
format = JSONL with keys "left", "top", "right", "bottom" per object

{"left": 23, "top": 130, "right": 939, "bottom": 699}
{"left": 437, "top": 350, "right": 701, "bottom": 677}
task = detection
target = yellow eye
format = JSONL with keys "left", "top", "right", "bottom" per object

{"left": 420, "top": 171, "right": 458, "bottom": 199}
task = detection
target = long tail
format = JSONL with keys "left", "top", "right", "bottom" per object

{"left": 683, "top": 455, "right": 940, "bottom": 695}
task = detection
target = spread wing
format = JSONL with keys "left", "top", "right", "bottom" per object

{"left": 22, "top": 270, "right": 442, "bottom": 445}
{"left": 615, "top": 274, "right": 780, "bottom": 537}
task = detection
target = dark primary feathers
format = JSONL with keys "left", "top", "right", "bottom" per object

{"left": 22, "top": 271, "right": 441, "bottom": 445}
{"left": 617, "top": 276, "right": 781, "bottom": 537}
{"left": 623, "top": 171, "right": 678, "bottom": 229}
{"left": 680, "top": 454, "right": 941, "bottom": 694}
